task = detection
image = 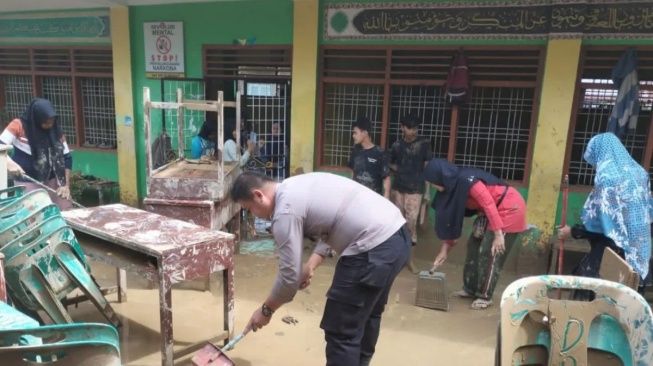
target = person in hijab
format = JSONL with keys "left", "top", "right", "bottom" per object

{"left": 558, "top": 133, "right": 652, "bottom": 291}
{"left": 1, "top": 98, "right": 73, "bottom": 210}
{"left": 426, "top": 159, "right": 527, "bottom": 310}
{"left": 190, "top": 120, "right": 217, "bottom": 159}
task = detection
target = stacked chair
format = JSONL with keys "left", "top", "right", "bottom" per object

{"left": 0, "top": 251, "right": 121, "bottom": 365}
{"left": 0, "top": 186, "right": 119, "bottom": 326}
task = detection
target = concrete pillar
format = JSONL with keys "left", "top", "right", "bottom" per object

{"left": 110, "top": 6, "right": 139, "bottom": 205}
{"left": 526, "top": 39, "right": 582, "bottom": 239}
{"left": 289, "top": 0, "right": 318, "bottom": 175}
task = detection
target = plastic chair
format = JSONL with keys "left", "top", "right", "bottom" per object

{"left": 498, "top": 275, "right": 653, "bottom": 366}
{"left": 0, "top": 190, "right": 52, "bottom": 225}
{"left": 0, "top": 186, "right": 26, "bottom": 207}
{"left": 1, "top": 216, "right": 69, "bottom": 261}
{"left": 0, "top": 252, "right": 120, "bottom": 366}
{"left": 4, "top": 229, "right": 119, "bottom": 326}
{"left": 0, "top": 323, "right": 121, "bottom": 366}
{"left": 0, "top": 204, "right": 61, "bottom": 249}
{"left": 1, "top": 214, "right": 87, "bottom": 269}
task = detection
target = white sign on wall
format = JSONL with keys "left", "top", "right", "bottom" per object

{"left": 144, "top": 21, "right": 184, "bottom": 78}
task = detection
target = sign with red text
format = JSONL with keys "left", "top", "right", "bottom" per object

{"left": 144, "top": 21, "right": 184, "bottom": 78}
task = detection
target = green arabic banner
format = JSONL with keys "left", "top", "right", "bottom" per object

{"left": 0, "top": 16, "right": 110, "bottom": 40}
{"left": 326, "top": 1, "right": 653, "bottom": 40}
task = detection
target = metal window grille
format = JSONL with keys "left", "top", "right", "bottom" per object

{"left": 455, "top": 87, "right": 534, "bottom": 181}
{"left": 80, "top": 78, "right": 116, "bottom": 148}
{"left": 388, "top": 85, "right": 451, "bottom": 158}
{"left": 245, "top": 81, "right": 290, "bottom": 179}
{"left": 568, "top": 84, "right": 652, "bottom": 186}
{"left": 1, "top": 75, "right": 33, "bottom": 121}
{"left": 0, "top": 47, "right": 113, "bottom": 147}
{"left": 322, "top": 83, "right": 384, "bottom": 167}
{"left": 162, "top": 79, "right": 206, "bottom": 156}
{"left": 42, "top": 77, "right": 76, "bottom": 145}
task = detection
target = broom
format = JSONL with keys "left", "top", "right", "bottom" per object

{"left": 557, "top": 174, "right": 569, "bottom": 275}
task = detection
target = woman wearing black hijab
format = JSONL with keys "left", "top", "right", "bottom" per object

{"left": 425, "top": 159, "right": 527, "bottom": 310}
{"left": 1, "top": 98, "right": 73, "bottom": 209}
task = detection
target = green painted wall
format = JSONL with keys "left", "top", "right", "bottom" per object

{"left": 72, "top": 150, "right": 118, "bottom": 181}
{"left": 129, "top": 0, "right": 293, "bottom": 199}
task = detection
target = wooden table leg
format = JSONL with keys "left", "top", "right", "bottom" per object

{"left": 116, "top": 268, "right": 127, "bottom": 303}
{"left": 158, "top": 269, "right": 174, "bottom": 366}
{"left": 223, "top": 265, "right": 235, "bottom": 345}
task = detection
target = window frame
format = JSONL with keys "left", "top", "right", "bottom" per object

{"left": 316, "top": 45, "right": 545, "bottom": 186}
{"left": 563, "top": 45, "right": 653, "bottom": 192}
{"left": 0, "top": 45, "right": 115, "bottom": 150}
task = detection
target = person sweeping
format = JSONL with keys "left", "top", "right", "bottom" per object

{"left": 229, "top": 172, "right": 410, "bottom": 366}
{"left": 427, "top": 159, "right": 527, "bottom": 310}
{"left": 1, "top": 98, "right": 74, "bottom": 210}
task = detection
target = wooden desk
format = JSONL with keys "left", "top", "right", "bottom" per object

{"left": 62, "top": 204, "right": 235, "bottom": 366}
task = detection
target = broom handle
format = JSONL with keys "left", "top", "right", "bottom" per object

{"left": 557, "top": 174, "right": 569, "bottom": 275}
{"left": 19, "top": 173, "right": 85, "bottom": 209}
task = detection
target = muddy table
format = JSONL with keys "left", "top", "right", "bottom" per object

{"left": 144, "top": 160, "right": 241, "bottom": 232}
{"left": 62, "top": 204, "right": 235, "bottom": 366}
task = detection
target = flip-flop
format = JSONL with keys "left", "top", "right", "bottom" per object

{"left": 471, "top": 298, "right": 493, "bottom": 310}
{"left": 454, "top": 290, "right": 474, "bottom": 298}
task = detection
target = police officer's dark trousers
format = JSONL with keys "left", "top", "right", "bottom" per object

{"left": 320, "top": 226, "right": 410, "bottom": 366}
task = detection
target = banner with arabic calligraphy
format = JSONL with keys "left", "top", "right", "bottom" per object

{"left": 325, "top": 1, "right": 653, "bottom": 40}
{"left": 0, "top": 11, "right": 110, "bottom": 43}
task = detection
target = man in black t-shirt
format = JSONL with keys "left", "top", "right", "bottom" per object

{"left": 348, "top": 117, "right": 390, "bottom": 199}
{"left": 390, "top": 114, "right": 432, "bottom": 272}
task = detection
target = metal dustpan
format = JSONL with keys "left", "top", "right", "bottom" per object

{"left": 415, "top": 269, "right": 449, "bottom": 311}
{"left": 192, "top": 332, "right": 246, "bottom": 366}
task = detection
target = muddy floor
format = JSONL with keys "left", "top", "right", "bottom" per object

{"left": 67, "top": 227, "right": 521, "bottom": 366}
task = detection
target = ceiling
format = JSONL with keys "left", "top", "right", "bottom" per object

{"left": 0, "top": 0, "right": 227, "bottom": 13}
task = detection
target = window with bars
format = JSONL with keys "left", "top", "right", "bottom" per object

{"left": 318, "top": 46, "right": 542, "bottom": 183}
{"left": 42, "top": 76, "right": 76, "bottom": 145}
{"left": 162, "top": 79, "right": 206, "bottom": 156}
{"left": 566, "top": 47, "right": 653, "bottom": 186}
{"left": 322, "top": 83, "right": 384, "bottom": 167}
{"left": 455, "top": 87, "right": 534, "bottom": 181}
{"left": 0, "top": 47, "right": 115, "bottom": 149}
{"left": 244, "top": 81, "right": 291, "bottom": 179}
{"left": 81, "top": 78, "right": 116, "bottom": 148}
{"left": 388, "top": 85, "right": 451, "bottom": 159}
{"left": 0, "top": 75, "right": 33, "bottom": 127}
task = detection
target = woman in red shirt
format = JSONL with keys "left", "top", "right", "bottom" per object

{"left": 425, "top": 159, "right": 527, "bottom": 310}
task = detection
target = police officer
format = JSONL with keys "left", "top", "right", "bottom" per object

{"left": 230, "top": 171, "right": 410, "bottom": 366}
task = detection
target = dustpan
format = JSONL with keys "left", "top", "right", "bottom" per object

{"left": 192, "top": 331, "right": 246, "bottom": 366}
{"left": 415, "top": 270, "right": 449, "bottom": 311}
{"left": 192, "top": 343, "right": 235, "bottom": 366}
